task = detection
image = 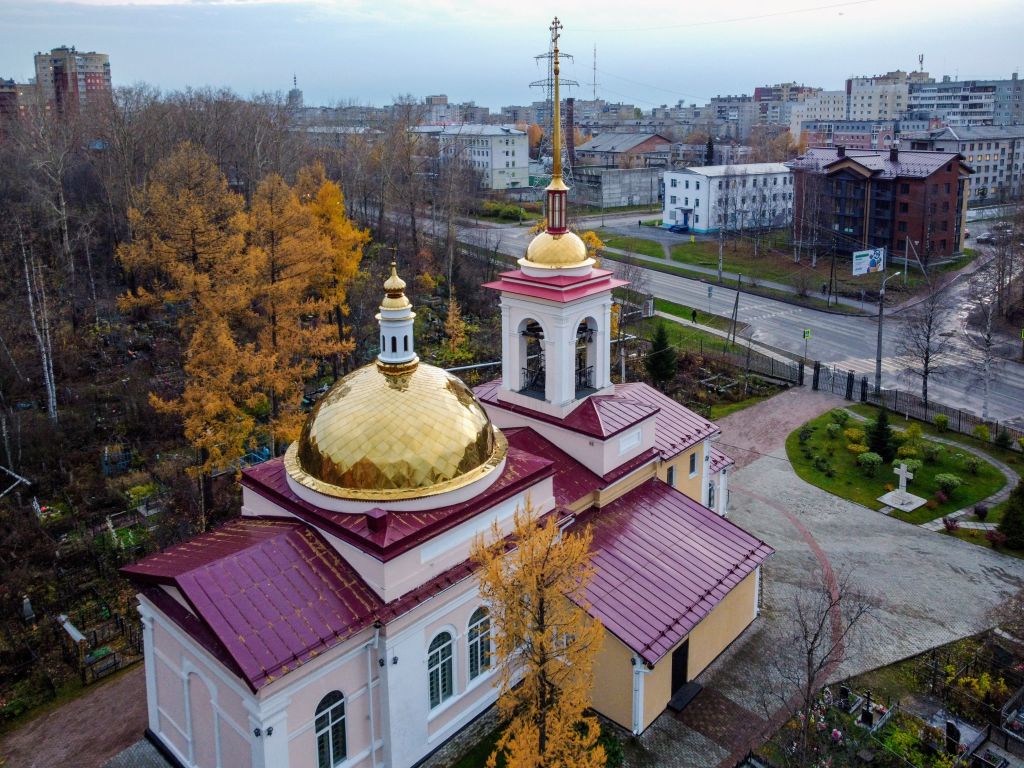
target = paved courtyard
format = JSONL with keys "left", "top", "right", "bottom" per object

{"left": 623, "top": 388, "right": 1024, "bottom": 767}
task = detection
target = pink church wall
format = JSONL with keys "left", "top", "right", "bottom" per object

{"left": 149, "top": 606, "right": 254, "bottom": 768}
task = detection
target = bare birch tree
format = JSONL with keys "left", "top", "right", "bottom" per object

{"left": 895, "top": 278, "right": 956, "bottom": 408}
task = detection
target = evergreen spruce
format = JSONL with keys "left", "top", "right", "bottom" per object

{"left": 999, "top": 482, "right": 1024, "bottom": 550}
{"left": 646, "top": 323, "right": 677, "bottom": 390}
{"left": 866, "top": 408, "right": 896, "bottom": 463}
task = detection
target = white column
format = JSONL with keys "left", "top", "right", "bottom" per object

{"left": 138, "top": 603, "right": 159, "bottom": 733}
{"left": 500, "top": 304, "right": 515, "bottom": 391}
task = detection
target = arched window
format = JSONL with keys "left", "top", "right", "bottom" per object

{"left": 428, "top": 632, "right": 454, "bottom": 709}
{"left": 315, "top": 691, "right": 346, "bottom": 768}
{"left": 468, "top": 608, "right": 491, "bottom": 680}
{"left": 391, "top": 336, "right": 397, "bottom": 353}
{"left": 404, "top": 335, "right": 409, "bottom": 352}
{"left": 708, "top": 483, "right": 716, "bottom": 510}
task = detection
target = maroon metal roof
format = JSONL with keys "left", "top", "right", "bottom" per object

{"left": 709, "top": 446, "right": 735, "bottom": 475}
{"left": 477, "top": 381, "right": 716, "bottom": 459}
{"left": 504, "top": 427, "right": 604, "bottom": 506}
{"left": 123, "top": 519, "right": 382, "bottom": 690}
{"left": 579, "top": 479, "right": 773, "bottom": 665}
{"left": 239, "top": 447, "right": 554, "bottom": 562}
{"left": 615, "top": 383, "right": 718, "bottom": 458}
{"left": 790, "top": 147, "right": 970, "bottom": 180}
{"left": 482, "top": 268, "right": 628, "bottom": 305}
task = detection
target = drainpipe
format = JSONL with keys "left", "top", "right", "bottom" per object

{"left": 631, "top": 656, "right": 646, "bottom": 735}
{"left": 367, "top": 624, "right": 380, "bottom": 768}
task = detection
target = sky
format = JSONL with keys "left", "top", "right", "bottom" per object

{"left": 2, "top": 0, "right": 1022, "bottom": 110}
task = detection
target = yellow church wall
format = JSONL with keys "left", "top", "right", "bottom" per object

{"left": 590, "top": 631, "right": 635, "bottom": 730}
{"left": 640, "top": 569, "right": 758, "bottom": 731}
{"left": 594, "top": 462, "right": 656, "bottom": 507}
{"left": 655, "top": 442, "right": 704, "bottom": 502}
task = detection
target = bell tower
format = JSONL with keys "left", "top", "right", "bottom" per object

{"left": 482, "top": 18, "right": 627, "bottom": 420}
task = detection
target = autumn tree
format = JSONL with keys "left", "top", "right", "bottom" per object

{"left": 295, "top": 162, "right": 369, "bottom": 369}
{"left": 579, "top": 230, "right": 605, "bottom": 267}
{"left": 472, "top": 499, "right": 606, "bottom": 768}
{"left": 245, "top": 173, "right": 348, "bottom": 451}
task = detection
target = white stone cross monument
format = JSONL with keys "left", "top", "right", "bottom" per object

{"left": 894, "top": 462, "right": 913, "bottom": 496}
{"left": 878, "top": 460, "right": 926, "bottom": 513}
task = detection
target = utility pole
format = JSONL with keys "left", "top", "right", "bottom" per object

{"left": 874, "top": 271, "right": 902, "bottom": 392}
{"left": 530, "top": 39, "right": 578, "bottom": 186}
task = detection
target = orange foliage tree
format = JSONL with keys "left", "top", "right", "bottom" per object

{"left": 472, "top": 499, "right": 606, "bottom": 768}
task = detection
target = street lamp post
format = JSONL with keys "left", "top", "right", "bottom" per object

{"left": 874, "top": 271, "right": 902, "bottom": 393}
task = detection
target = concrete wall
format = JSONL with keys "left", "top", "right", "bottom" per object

{"left": 573, "top": 167, "right": 663, "bottom": 208}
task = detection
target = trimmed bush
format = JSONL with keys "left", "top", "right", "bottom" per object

{"left": 973, "top": 424, "right": 991, "bottom": 443}
{"left": 974, "top": 504, "right": 989, "bottom": 522}
{"left": 995, "top": 429, "right": 1013, "bottom": 450}
{"left": 843, "top": 427, "right": 865, "bottom": 443}
{"left": 798, "top": 426, "right": 814, "bottom": 444}
{"left": 942, "top": 517, "right": 960, "bottom": 532}
{"left": 830, "top": 409, "right": 850, "bottom": 426}
{"left": 964, "top": 456, "right": 980, "bottom": 475}
{"left": 857, "top": 452, "right": 883, "bottom": 477}
{"left": 934, "top": 414, "right": 949, "bottom": 432}
{"left": 922, "top": 444, "right": 943, "bottom": 464}
{"left": 897, "top": 445, "right": 919, "bottom": 459}
{"left": 847, "top": 443, "right": 869, "bottom": 455}
{"left": 986, "top": 530, "right": 1008, "bottom": 548}
{"left": 935, "top": 473, "right": 963, "bottom": 495}
{"left": 999, "top": 482, "right": 1024, "bottom": 549}
{"left": 826, "top": 423, "right": 841, "bottom": 439}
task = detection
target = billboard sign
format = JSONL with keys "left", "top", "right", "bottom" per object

{"left": 852, "top": 247, "right": 885, "bottom": 276}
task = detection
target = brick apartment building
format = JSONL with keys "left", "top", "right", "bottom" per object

{"left": 33, "top": 46, "right": 111, "bottom": 114}
{"left": 788, "top": 146, "right": 972, "bottom": 262}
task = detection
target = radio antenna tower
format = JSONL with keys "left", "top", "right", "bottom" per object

{"left": 530, "top": 20, "right": 578, "bottom": 185}
{"left": 592, "top": 44, "right": 599, "bottom": 100}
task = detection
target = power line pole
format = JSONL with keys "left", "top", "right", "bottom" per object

{"left": 530, "top": 38, "right": 578, "bottom": 188}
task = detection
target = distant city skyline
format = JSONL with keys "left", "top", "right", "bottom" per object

{"left": 4, "top": 0, "right": 1022, "bottom": 110}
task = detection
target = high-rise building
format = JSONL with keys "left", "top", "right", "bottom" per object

{"left": 33, "top": 46, "right": 111, "bottom": 113}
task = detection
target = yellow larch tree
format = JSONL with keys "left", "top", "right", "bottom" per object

{"left": 440, "top": 293, "right": 473, "bottom": 366}
{"left": 246, "top": 173, "right": 344, "bottom": 451}
{"left": 579, "top": 230, "right": 605, "bottom": 267}
{"left": 116, "top": 142, "right": 256, "bottom": 486}
{"left": 471, "top": 499, "right": 606, "bottom": 768}
{"left": 295, "top": 162, "right": 369, "bottom": 357}
{"left": 116, "top": 142, "right": 252, "bottom": 326}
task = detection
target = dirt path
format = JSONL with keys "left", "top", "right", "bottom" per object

{"left": 714, "top": 386, "right": 836, "bottom": 468}
{"left": 0, "top": 666, "right": 147, "bottom": 768}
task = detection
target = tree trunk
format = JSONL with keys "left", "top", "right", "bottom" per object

{"left": 20, "top": 233, "right": 59, "bottom": 425}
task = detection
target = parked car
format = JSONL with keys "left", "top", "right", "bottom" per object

{"left": 668, "top": 224, "right": 690, "bottom": 233}
{"left": 975, "top": 233, "right": 995, "bottom": 244}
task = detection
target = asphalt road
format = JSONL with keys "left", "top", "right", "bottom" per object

{"left": 458, "top": 218, "right": 1024, "bottom": 426}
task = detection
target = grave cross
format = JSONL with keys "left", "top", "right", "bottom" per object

{"left": 894, "top": 462, "right": 913, "bottom": 494}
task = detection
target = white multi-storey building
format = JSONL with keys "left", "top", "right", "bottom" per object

{"left": 662, "top": 163, "right": 793, "bottom": 235}
{"left": 906, "top": 125, "right": 1024, "bottom": 201}
{"left": 789, "top": 91, "right": 847, "bottom": 136}
{"left": 437, "top": 125, "right": 528, "bottom": 190}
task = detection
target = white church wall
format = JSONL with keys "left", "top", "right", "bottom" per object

{"left": 379, "top": 576, "right": 500, "bottom": 768}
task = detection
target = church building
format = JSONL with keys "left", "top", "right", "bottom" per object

{"left": 121, "top": 19, "right": 772, "bottom": 768}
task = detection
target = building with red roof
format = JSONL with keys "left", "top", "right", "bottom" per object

{"left": 120, "top": 21, "right": 770, "bottom": 768}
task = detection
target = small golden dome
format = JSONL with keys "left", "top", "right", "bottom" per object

{"left": 381, "top": 262, "right": 411, "bottom": 310}
{"left": 285, "top": 362, "right": 507, "bottom": 501}
{"left": 522, "top": 230, "right": 589, "bottom": 268}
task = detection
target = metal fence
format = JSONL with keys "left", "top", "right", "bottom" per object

{"left": 693, "top": 339, "right": 804, "bottom": 386}
{"left": 811, "top": 362, "right": 1024, "bottom": 450}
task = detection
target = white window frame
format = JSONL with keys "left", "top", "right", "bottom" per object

{"left": 689, "top": 451, "right": 698, "bottom": 478}
{"left": 315, "top": 691, "right": 347, "bottom": 768}
{"left": 467, "top": 607, "right": 491, "bottom": 681}
{"left": 428, "top": 632, "right": 455, "bottom": 709}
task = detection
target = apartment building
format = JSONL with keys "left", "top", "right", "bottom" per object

{"left": 33, "top": 46, "right": 111, "bottom": 113}
{"left": 436, "top": 124, "right": 528, "bottom": 189}
{"left": 907, "top": 74, "right": 1024, "bottom": 127}
{"left": 788, "top": 146, "right": 971, "bottom": 261}
{"left": 662, "top": 162, "right": 793, "bottom": 234}
{"left": 906, "top": 126, "right": 1024, "bottom": 202}
{"left": 797, "top": 119, "right": 933, "bottom": 150}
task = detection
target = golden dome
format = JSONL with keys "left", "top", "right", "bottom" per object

{"left": 285, "top": 362, "right": 507, "bottom": 501}
{"left": 522, "top": 230, "right": 589, "bottom": 268}
{"left": 381, "top": 262, "right": 411, "bottom": 310}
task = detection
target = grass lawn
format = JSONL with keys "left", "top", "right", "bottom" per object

{"left": 943, "top": 525, "right": 1024, "bottom": 559}
{"left": 666, "top": 234, "right": 975, "bottom": 302}
{"left": 596, "top": 231, "right": 665, "bottom": 260}
{"left": 786, "top": 411, "right": 1006, "bottom": 524}
{"left": 634, "top": 316, "right": 736, "bottom": 355}
{"left": 653, "top": 298, "right": 741, "bottom": 333}
{"left": 709, "top": 392, "right": 779, "bottom": 420}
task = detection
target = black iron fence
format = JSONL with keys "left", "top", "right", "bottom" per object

{"left": 811, "top": 362, "right": 1024, "bottom": 450}
{"left": 693, "top": 339, "right": 804, "bottom": 386}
